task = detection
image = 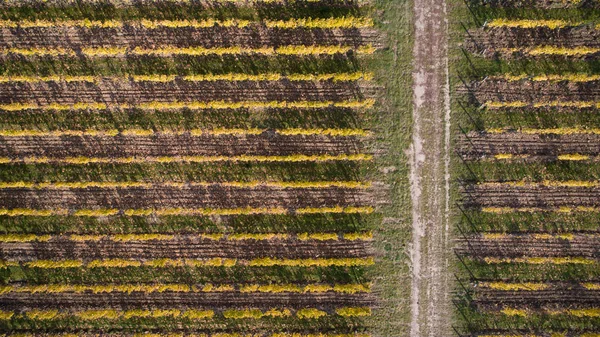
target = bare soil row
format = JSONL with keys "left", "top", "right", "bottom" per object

{"left": 0, "top": 26, "right": 381, "bottom": 49}
{"left": 457, "top": 133, "right": 600, "bottom": 159}
{"left": 0, "top": 239, "right": 370, "bottom": 260}
{"left": 0, "top": 80, "right": 373, "bottom": 104}
{"left": 460, "top": 79, "right": 600, "bottom": 102}
{"left": 0, "top": 292, "right": 373, "bottom": 311}
{"left": 463, "top": 26, "right": 600, "bottom": 56}
{"left": 0, "top": 134, "right": 363, "bottom": 157}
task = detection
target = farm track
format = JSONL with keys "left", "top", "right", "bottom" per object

{"left": 0, "top": 134, "right": 363, "bottom": 157}
{"left": 457, "top": 133, "right": 600, "bottom": 158}
{"left": 0, "top": 26, "right": 381, "bottom": 49}
{"left": 0, "top": 292, "right": 373, "bottom": 311}
{"left": 464, "top": 26, "right": 600, "bottom": 54}
{"left": 456, "top": 235, "right": 600, "bottom": 258}
{"left": 0, "top": 80, "right": 375, "bottom": 104}
{"left": 461, "top": 79, "right": 600, "bottom": 102}
{"left": 0, "top": 239, "right": 370, "bottom": 260}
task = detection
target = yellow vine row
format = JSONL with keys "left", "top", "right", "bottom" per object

{"left": 0, "top": 17, "right": 373, "bottom": 29}
{"left": 500, "top": 306, "right": 600, "bottom": 318}
{"left": 0, "top": 231, "right": 373, "bottom": 242}
{"left": 0, "top": 334, "right": 370, "bottom": 337}
{"left": 500, "top": 46, "right": 600, "bottom": 57}
{"left": 0, "top": 181, "right": 371, "bottom": 189}
{"left": 0, "top": 154, "right": 373, "bottom": 165}
{"left": 0, "top": 283, "right": 370, "bottom": 295}
{"left": 486, "top": 18, "right": 584, "bottom": 29}
{"left": 0, "top": 99, "right": 376, "bottom": 111}
{"left": 0, "top": 72, "right": 373, "bottom": 83}
{"left": 485, "top": 127, "right": 600, "bottom": 135}
{"left": 0, "top": 257, "right": 376, "bottom": 269}
{"left": 494, "top": 73, "right": 600, "bottom": 82}
{"left": 481, "top": 206, "right": 600, "bottom": 214}
{"left": 1, "top": 45, "right": 377, "bottom": 57}
{"left": 0, "top": 128, "right": 370, "bottom": 137}
{"left": 477, "top": 180, "right": 600, "bottom": 188}
{"left": 0, "top": 206, "right": 374, "bottom": 217}
{"left": 483, "top": 256, "right": 596, "bottom": 265}
{"left": 0, "top": 306, "right": 370, "bottom": 321}
{"left": 479, "top": 282, "right": 550, "bottom": 291}
{"left": 491, "top": 153, "right": 594, "bottom": 161}
{"left": 480, "top": 232, "right": 579, "bottom": 240}
{"left": 0, "top": 333, "right": 370, "bottom": 337}
{"left": 484, "top": 100, "right": 600, "bottom": 109}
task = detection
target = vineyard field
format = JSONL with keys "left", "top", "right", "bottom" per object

{"left": 455, "top": 1, "right": 600, "bottom": 336}
{"left": 0, "top": 0, "right": 414, "bottom": 336}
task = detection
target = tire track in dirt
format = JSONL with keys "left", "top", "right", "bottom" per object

{"left": 409, "top": 0, "right": 452, "bottom": 335}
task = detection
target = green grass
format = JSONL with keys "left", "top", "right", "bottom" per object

{"left": 462, "top": 259, "right": 600, "bottom": 281}
{"left": 0, "top": 162, "right": 364, "bottom": 183}
{"left": 0, "top": 316, "right": 367, "bottom": 333}
{"left": 460, "top": 209, "right": 600, "bottom": 232}
{"left": 0, "top": 55, "right": 362, "bottom": 77}
{"left": 0, "top": 213, "right": 376, "bottom": 234}
{"left": 459, "top": 161, "right": 600, "bottom": 182}
{"left": 1, "top": 265, "right": 367, "bottom": 285}
{"left": 364, "top": 1, "right": 413, "bottom": 337}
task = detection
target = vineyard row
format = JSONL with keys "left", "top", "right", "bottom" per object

{"left": 1, "top": 45, "right": 377, "bottom": 57}
{"left": 484, "top": 128, "right": 600, "bottom": 136}
{"left": 0, "top": 206, "right": 374, "bottom": 217}
{"left": 0, "top": 333, "right": 371, "bottom": 337}
{"left": 0, "top": 72, "right": 373, "bottom": 83}
{"left": 0, "top": 154, "right": 373, "bottom": 165}
{"left": 0, "top": 17, "right": 373, "bottom": 29}
{"left": 481, "top": 206, "right": 600, "bottom": 214}
{"left": 0, "top": 283, "right": 371, "bottom": 295}
{"left": 498, "top": 307, "right": 600, "bottom": 318}
{"left": 484, "top": 101, "right": 600, "bottom": 109}
{"left": 0, "top": 232, "right": 373, "bottom": 242}
{"left": 485, "top": 19, "right": 589, "bottom": 29}
{"left": 479, "top": 282, "right": 600, "bottom": 291}
{"left": 476, "top": 181, "right": 600, "bottom": 188}
{"left": 0, "top": 128, "right": 370, "bottom": 138}
{"left": 0, "top": 306, "right": 372, "bottom": 321}
{"left": 483, "top": 154, "right": 596, "bottom": 161}
{"left": 0, "top": 99, "right": 376, "bottom": 111}
{"left": 498, "top": 46, "right": 600, "bottom": 57}
{"left": 0, "top": 257, "right": 376, "bottom": 268}
{"left": 492, "top": 74, "right": 600, "bottom": 83}
{"left": 482, "top": 256, "right": 596, "bottom": 265}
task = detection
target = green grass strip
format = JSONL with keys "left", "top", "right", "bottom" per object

{"left": 0, "top": 264, "right": 367, "bottom": 286}
{"left": 0, "top": 107, "right": 365, "bottom": 130}
{"left": 462, "top": 258, "right": 600, "bottom": 282}
{"left": 0, "top": 213, "right": 376, "bottom": 234}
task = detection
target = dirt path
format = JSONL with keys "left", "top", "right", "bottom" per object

{"left": 408, "top": 0, "right": 452, "bottom": 334}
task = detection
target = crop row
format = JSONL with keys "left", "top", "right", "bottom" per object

{"left": 484, "top": 128, "right": 600, "bottom": 136}
{"left": 484, "top": 101, "right": 600, "bottom": 109}
{"left": 0, "top": 206, "right": 374, "bottom": 217}
{"left": 483, "top": 154, "right": 596, "bottom": 161}
{"left": 0, "top": 307, "right": 371, "bottom": 320}
{"left": 0, "top": 100, "right": 375, "bottom": 112}
{"left": 492, "top": 74, "right": 600, "bottom": 83}
{"left": 0, "top": 128, "right": 370, "bottom": 138}
{"left": 478, "top": 282, "right": 600, "bottom": 291}
{"left": 485, "top": 19, "right": 590, "bottom": 29}
{"left": 498, "top": 46, "right": 600, "bottom": 57}
{"left": 480, "top": 206, "right": 600, "bottom": 214}
{"left": 0, "top": 232, "right": 373, "bottom": 242}
{"left": 499, "top": 307, "right": 600, "bottom": 317}
{"left": 0, "top": 257, "right": 376, "bottom": 268}
{"left": 0, "top": 17, "right": 373, "bottom": 29}
{"left": 0, "top": 72, "right": 373, "bottom": 83}
{"left": 0, "top": 333, "right": 371, "bottom": 337}
{"left": 0, "top": 283, "right": 370, "bottom": 295}
{"left": 477, "top": 180, "right": 600, "bottom": 188}
{"left": 482, "top": 257, "right": 596, "bottom": 265}
{"left": 1, "top": 45, "right": 376, "bottom": 57}
{"left": 0, "top": 155, "right": 373, "bottom": 165}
